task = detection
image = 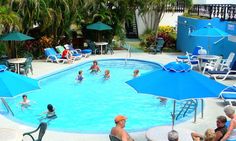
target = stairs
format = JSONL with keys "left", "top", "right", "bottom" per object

{"left": 125, "top": 12, "right": 138, "bottom": 38}
{"left": 176, "top": 99, "right": 197, "bottom": 120}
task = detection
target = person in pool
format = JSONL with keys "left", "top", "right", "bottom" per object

{"left": 20, "top": 95, "right": 30, "bottom": 109}
{"left": 89, "top": 60, "right": 100, "bottom": 73}
{"left": 104, "top": 70, "right": 110, "bottom": 80}
{"left": 41, "top": 104, "right": 56, "bottom": 119}
{"left": 76, "top": 70, "right": 84, "bottom": 82}
{"left": 133, "top": 69, "right": 139, "bottom": 77}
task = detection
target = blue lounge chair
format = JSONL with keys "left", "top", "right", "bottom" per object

{"left": 176, "top": 46, "right": 204, "bottom": 62}
{"left": 207, "top": 61, "right": 236, "bottom": 81}
{"left": 44, "top": 48, "right": 65, "bottom": 63}
{"left": 55, "top": 45, "right": 82, "bottom": 61}
{"left": 64, "top": 44, "right": 92, "bottom": 57}
{"left": 220, "top": 86, "right": 236, "bottom": 106}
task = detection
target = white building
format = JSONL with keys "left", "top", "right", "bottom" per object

{"left": 193, "top": 0, "right": 236, "bottom": 4}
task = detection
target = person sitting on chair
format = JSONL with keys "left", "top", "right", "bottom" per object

{"left": 62, "top": 49, "right": 73, "bottom": 63}
{"left": 110, "top": 115, "right": 134, "bottom": 141}
{"left": 89, "top": 60, "right": 100, "bottom": 73}
{"left": 191, "top": 115, "right": 227, "bottom": 141}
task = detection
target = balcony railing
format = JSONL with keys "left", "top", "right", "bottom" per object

{"left": 189, "top": 4, "right": 236, "bottom": 21}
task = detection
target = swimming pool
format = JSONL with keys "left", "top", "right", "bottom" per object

{"left": 4, "top": 59, "right": 196, "bottom": 133}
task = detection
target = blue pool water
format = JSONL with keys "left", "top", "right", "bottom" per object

{"left": 4, "top": 59, "right": 195, "bottom": 133}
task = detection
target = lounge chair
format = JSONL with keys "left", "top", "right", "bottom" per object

{"left": 207, "top": 61, "right": 236, "bottom": 81}
{"left": 55, "top": 45, "right": 82, "bottom": 61}
{"left": 109, "top": 134, "right": 121, "bottom": 141}
{"left": 23, "top": 122, "right": 47, "bottom": 141}
{"left": 186, "top": 52, "right": 201, "bottom": 70}
{"left": 44, "top": 48, "right": 65, "bottom": 63}
{"left": 219, "top": 52, "right": 235, "bottom": 71}
{"left": 176, "top": 46, "right": 205, "bottom": 62}
{"left": 220, "top": 86, "right": 236, "bottom": 106}
{"left": 202, "top": 56, "right": 222, "bottom": 74}
{"left": 64, "top": 44, "right": 92, "bottom": 57}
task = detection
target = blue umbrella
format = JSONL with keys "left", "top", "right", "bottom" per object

{"left": 0, "top": 65, "right": 39, "bottom": 98}
{"left": 190, "top": 24, "right": 230, "bottom": 54}
{"left": 126, "top": 62, "right": 226, "bottom": 128}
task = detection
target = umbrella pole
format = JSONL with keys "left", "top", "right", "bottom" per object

{"left": 208, "top": 37, "right": 210, "bottom": 54}
{"left": 171, "top": 100, "right": 176, "bottom": 130}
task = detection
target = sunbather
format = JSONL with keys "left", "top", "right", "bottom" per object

{"left": 110, "top": 115, "right": 134, "bottom": 141}
{"left": 89, "top": 60, "right": 101, "bottom": 73}
{"left": 221, "top": 105, "right": 236, "bottom": 141}
{"left": 191, "top": 116, "right": 227, "bottom": 141}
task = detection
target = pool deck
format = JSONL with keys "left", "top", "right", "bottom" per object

{"left": 0, "top": 50, "right": 235, "bottom": 141}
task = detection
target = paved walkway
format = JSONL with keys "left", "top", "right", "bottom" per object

{"left": 0, "top": 50, "right": 235, "bottom": 141}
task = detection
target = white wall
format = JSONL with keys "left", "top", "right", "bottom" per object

{"left": 193, "top": 0, "right": 236, "bottom": 4}
{"left": 136, "top": 12, "right": 182, "bottom": 35}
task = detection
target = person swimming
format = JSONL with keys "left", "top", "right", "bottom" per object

{"left": 104, "top": 70, "right": 110, "bottom": 80}
{"left": 20, "top": 95, "right": 31, "bottom": 109}
{"left": 39, "top": 104, "right": 57, "bottom": 119}
{"left": 89, "top": 60, "right": 101, "bottom": 73}
{"left": 133, "top": 69, "right": 139, "bottom": 77}
{"left": 76, "top": 70, "right": 84, "bottom": 82}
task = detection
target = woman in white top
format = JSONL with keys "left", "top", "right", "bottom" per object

{"left": 221, "top": 105, "right": 236, "bottom": 141}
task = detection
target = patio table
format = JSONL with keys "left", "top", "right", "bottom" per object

{"left": 0, "top": 128, "right": 23, "bottom": 141}
{"left": 95, "top": 42, "right": 108, "bottom": 55}
{"left": 146, "top": 126, "right": 192, "bottom": 141}
{"left": 197, "top": 55, "right": 220, "bottom": 71}
{"left": 7, "top": 58, "right": 27, "bottom": 74}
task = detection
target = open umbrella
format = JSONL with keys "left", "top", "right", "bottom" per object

{"left": 0, "top": 31, "right": 34, "bottom": 41}
{"left": 0, "top": 31, "right": 34, "bottom": 57}
{"left": 126, "top": 62, "right": 226, "bottom": 129}
{"left": 86, "top": 22, "right": 112, "bottom": 31}
{"left": 86, "top": 22, "right": 112, "bottom": 42}
{"left": 190, "top": 24, "right": 230, "bottom": 54}
{"left": 0, "top": 65, "right": 40, "bottom": 115}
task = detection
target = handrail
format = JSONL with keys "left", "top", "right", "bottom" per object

{"left": 176, "top": 99, "right": 197, "bottom": 120}
{"left": 1, "top": 98, "right": 14, "bottom": 116}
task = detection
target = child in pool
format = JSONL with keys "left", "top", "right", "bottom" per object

{"left": 20, "top": 95, "right": 31, "bottom": 110}
{"left": 133, "top": 69, "right": 139, "bottom": 77}
{"left": 104, "top": 70, "right": 110, "bottom": 80}
{"left": 76, "top": 70, "right": 84, "bottom": 82}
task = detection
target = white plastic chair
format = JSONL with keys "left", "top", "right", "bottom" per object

{"left": 186, "top": 52, "right": 201, "bottom": 70}
{"left": 220, "top": 52, "right": 235, "bottom": 71}
{"left": 202, "top": 56, "right": 222, "bottom": 74}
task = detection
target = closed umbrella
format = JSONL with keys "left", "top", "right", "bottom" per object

{"left": 126, "top": 62, "right": 226, "bottom": 129}
{"left": 0, "top": 65, "right": 40, "bottom": 115}
{"left": 190, "top": 24, "right": 230, "bottom": 54}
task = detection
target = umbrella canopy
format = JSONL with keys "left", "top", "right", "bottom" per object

{"left": 0, "top": 65, "right": 40, "bottom": 97}
{"left": 190, "top": 24, "right": 230, "bottom": 54}
{"left": 190, "top": 26, "right": 229, "bottom": 37}
{"left": 126, "top": 62, "right": 226, "bottom": 129}
{"left": 0, "top": 31, "right": 34, "bottom": 41}
{"left": 126, "top": 62, "right": 226, "bottom": 100}
{"left": 86, "top": 22, "right": 112, "bottom": 31}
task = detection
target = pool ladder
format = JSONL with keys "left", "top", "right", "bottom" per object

{"left": 124, "top": 43, "right": 132, "bottom": 64}
{"left": 176, "top": 99, "right": 197, "bottom": 120}
{"left": 1, "top": 98, "right": 14, "bottom": 116}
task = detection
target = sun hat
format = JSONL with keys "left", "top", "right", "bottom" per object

{"left": 114, "top": 115, "right": 127, "bottom": 123}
